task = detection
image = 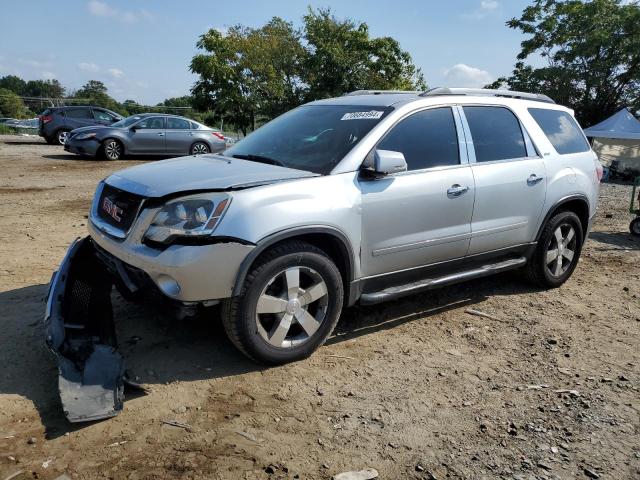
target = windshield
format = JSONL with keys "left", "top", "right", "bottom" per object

{"left": 225, "top": 105, "right": 391, "bottom": 175}
{"left": 111, "top": 115, "right": 144, "bottom": 128}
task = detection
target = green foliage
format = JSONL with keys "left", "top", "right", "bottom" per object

{"left": 71, "top": 80, "right": 127, "bottom": 115}
{"left": 0, "top": 88, "right": 30, "bottom": 118}
{"left": 302, "top": 8, "right": 426, "bottom": 99}
{"left": 491, "top": 0, "right": 640, "bottom": 126}
{"left": 24, "top": 79, "right": 65, "bottom": 98}
{"left": 0, "top": 75, "right": 27, "bottom": 95}
{"left": 191, "top": 8, "right": 426, "bottom": 133}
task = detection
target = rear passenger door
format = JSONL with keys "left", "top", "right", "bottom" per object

{"left": 359, "top": 106, "right": 475, "bottom": 277}
{"left": 165, "top": 117, "right": 193, "bottom": 154}
{"left": 461, "top": 105, "right": 547, "bottom": 255}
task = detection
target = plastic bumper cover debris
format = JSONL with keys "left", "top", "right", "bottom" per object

{"left": 44, "top": 236, "right": 124, "bottom": 423}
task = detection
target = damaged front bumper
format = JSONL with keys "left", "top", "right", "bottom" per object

{"left": 44, "top": 236, "right": 125, "bottom": 423}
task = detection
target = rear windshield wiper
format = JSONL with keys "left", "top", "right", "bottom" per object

{"left": 230, "top": 154, "right": 286, "bottom": 167}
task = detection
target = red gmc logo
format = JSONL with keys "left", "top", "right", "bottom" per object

{"left": 102, "top": 197, "right": 124, "bottom": 222}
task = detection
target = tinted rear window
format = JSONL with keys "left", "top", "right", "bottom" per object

{"left": 65, "top": 108, "right": 92, "bottom": 119}
{"left": 528, "top": 108, "right": 590, "bottom": 155}
{"left": 463, "top": 106, "right": 527, "bottom": 162}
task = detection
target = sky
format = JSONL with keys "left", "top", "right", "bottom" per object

{"left": 0, "top": 0, "right": 539, "bottom": 105}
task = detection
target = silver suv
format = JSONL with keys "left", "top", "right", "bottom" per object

{"left": 45, "top": 88, "right": 601, "bottom": 421}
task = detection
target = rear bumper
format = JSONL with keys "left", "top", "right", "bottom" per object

{"left": 64, "top": 138, "right": 100, "bottom": 156}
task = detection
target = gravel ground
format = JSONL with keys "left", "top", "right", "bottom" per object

{"left": 0, "top": 135, "right": 638, "bottom": 480}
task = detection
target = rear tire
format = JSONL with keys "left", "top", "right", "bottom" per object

{"left": 630, "top": 217, "right": 640, "bottom": 237}
{"left": 221, "top": 240, "right": 344, "bottom": 364}
{"left": 190, "top": 142, "right": 210, "bottom": 155}
{"left": 524, "top": 211, "right": 584, "bottom": 288}
{"left": 100, "top": 138, "right": 123, "bottom": 160}
{"left": 55, "top": 129, "right": 70, "bottom": 145}
{"left": 45, "top": 136, "right": 57, "bottom": 145}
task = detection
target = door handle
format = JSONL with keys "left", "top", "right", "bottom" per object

{"left": 527, "top": 174, "right": 543, "bottom": 185}
{"left": 157, "top": 132, "right": 165, "bottom": 136}
{"left": 447, "top": 184, "right": 469, "bottom": 197}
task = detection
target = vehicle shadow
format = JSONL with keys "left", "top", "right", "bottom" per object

{"left": 42, "top": 154, "right": 174, "bottom": 162}
{"left": 589, "top": 231, "right": 639, "bottom": 250}
{"left": 0, "top": 271, "right": 533, "bottom": 439}
{"left": 3, "top": 141, "right": 48, "bottom": 146}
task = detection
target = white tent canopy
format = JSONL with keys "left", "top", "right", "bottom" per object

{"left": 583, "top": 108, "right": 640, "bottom": 140}
{"left": 584, "top": 108, "right": 640, "bottom": 176}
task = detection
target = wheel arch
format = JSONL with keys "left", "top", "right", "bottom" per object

{"left": 535, "top": 194, "right": 590, "bottom": 241}
{"left": 232, "top": 226, "right": 356, "bottom": 303}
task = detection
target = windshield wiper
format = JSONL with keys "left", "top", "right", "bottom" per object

{"left": 230, "top": 154, "right": 286, "bottom": 167}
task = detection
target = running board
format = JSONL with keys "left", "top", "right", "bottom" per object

{"left": 359, "top": 257, "right": 527, "bottom": 305}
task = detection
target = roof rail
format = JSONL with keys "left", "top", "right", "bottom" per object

{"left": 420, "top": 87, "right": 555, "bottom": 104}
{"left": 344, "top": 90, "right": 420, "bottom": 96}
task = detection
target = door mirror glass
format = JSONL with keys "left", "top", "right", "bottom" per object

{"left": 374, "top": 149, "right": 407, "bottom": 175}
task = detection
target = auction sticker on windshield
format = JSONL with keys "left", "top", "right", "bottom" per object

{"left": 341, "top": 110, "right": 384, "bottom": 120}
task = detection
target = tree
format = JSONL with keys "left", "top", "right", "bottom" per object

{"left": 0, "top": 88, "right": 30, "bottom": 118}
{"left": 0, "top": 75, "right": 27, "bottom": 95}
{"left": 491, "top": 0, "right": 640, "bottom": 126}
{"left": 302, "top": 8, "right": 426, "bottom": 100}
{"left": 190, "top": 9, "right": 426, "bottom": 133}
{"left": 24, "top": 79, "right": 65, "bottom": 99}
{"left": 71, "top": 80, "right": 126, "bottom": 114}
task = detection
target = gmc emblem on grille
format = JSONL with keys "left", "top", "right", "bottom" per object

{"left": 102, "top": 197, "right": 124, "bottom": 222}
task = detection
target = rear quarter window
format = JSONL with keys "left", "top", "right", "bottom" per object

{"left": 528, "top": 108, "right": 590, "bottom": 155}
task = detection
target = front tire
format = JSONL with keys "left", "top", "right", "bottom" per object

{"left": 524, "top": 211, "right": 584, "bottom": 288}
{"left": 630, "top": 217, "right": 640, "bottom": 237}
{"left": 101, "top": 138, "right": 123, "bottom": 160}
{"left": 221, "top": 241, "right": 344, "bottom": 364}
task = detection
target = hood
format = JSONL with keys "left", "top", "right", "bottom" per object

{"left": 105, "top": 154, "right": 318, "bottom": 197}
{"left": 70, "top": 125, "right": 112, "bottom": 134}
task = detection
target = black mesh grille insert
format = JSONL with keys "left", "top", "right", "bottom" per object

{"left": 96, "top": 184, "right": 144, "bottom": 233}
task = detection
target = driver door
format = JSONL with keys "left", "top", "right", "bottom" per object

{"left": 359, "top": 106, "right": 475, "bottom": 278}
{"left": 129, "top": 116, "right": 166, "bottom": 154}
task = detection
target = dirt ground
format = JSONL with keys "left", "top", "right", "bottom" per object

{"left": 0, "top": 134, "right": 638, "bottom": 480}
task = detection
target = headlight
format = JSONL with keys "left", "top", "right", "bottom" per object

{"left": 144, "top": 194, "right": 231, "bottom": 244}
{"left": 76, "top": 132, "right": 97, "bottom": 140}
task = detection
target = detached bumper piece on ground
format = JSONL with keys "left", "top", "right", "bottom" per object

{"left": 44, "top": 237, "right": 125, "bottom": 423}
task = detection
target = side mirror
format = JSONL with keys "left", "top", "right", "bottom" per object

{"left": 130, "top": 124, "right": 139, "bottom": 131}
{"left": 373, "top": 149, "right": 407, "bottom": 176}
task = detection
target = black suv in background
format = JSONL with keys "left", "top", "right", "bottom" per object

{"left": 39, "top": 106, "right": 123, "bottom": 145}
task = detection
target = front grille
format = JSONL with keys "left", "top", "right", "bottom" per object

{"left": 96, "top": 183, "right": 144, "bottom": 233}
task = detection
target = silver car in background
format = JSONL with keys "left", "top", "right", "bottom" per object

{"left": 46, "top": 88, "right": 601, "bottom": 422}
{"left": 64, "top": 113, "right": 227, "bottom": 160}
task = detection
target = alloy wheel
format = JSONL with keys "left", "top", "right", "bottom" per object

{"left": 546, "top": 223, "right": 577, "bottom": 277}
{"left": 104, "top": 140, "right": 122, "bottom": 160}
{"left": 255, "top": 266, "right": 329, "bottom": 348}
{"left": 57, "top": 130, "right": 69, "bottom": 145}
{"left": 191, "top": 143, "right": 209, "bottom": 155}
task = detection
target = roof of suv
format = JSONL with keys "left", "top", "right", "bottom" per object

{"left": 309, "top": 88, "right": 559, "bottom": 109}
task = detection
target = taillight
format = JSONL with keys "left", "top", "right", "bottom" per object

{"left": 212, "top": 132, "right": 225, "bottom": 140}
{"left": 40, "top": 115, "right": 53, "bottom": 124}
{"left": 595, "top": 160, "right": 603, "bottom": 182}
